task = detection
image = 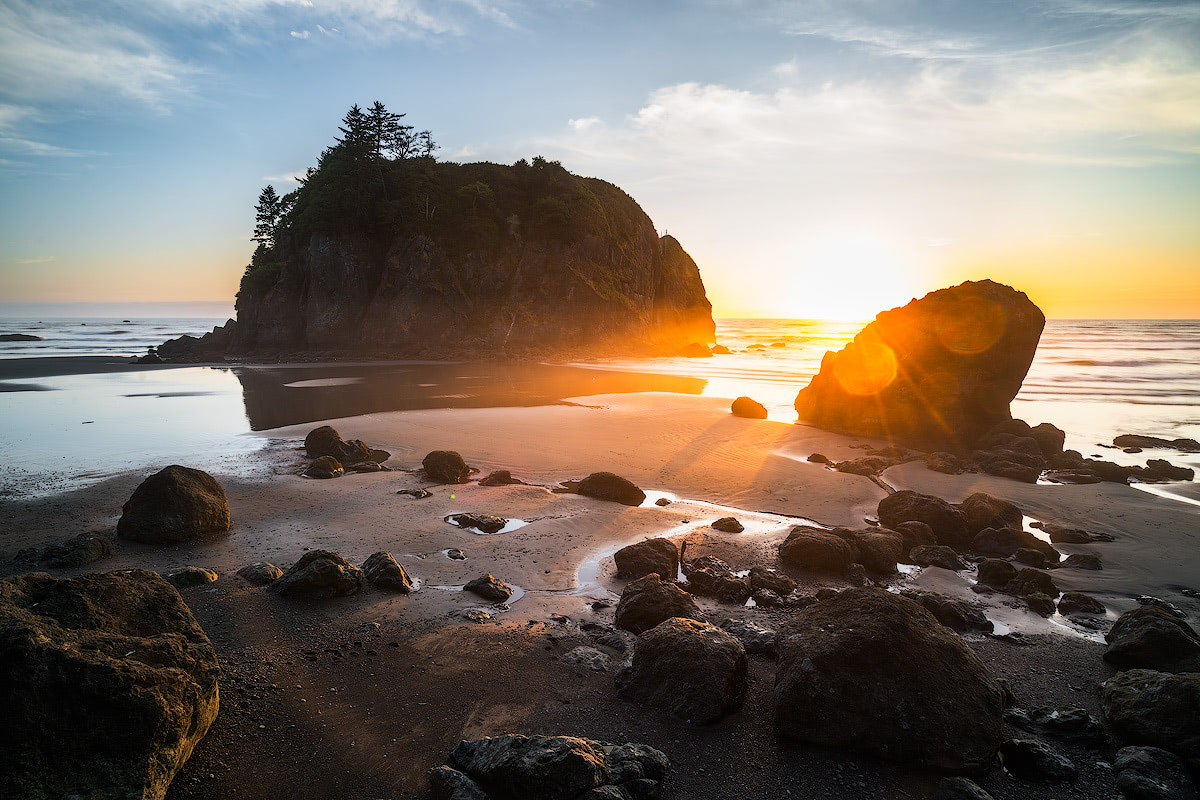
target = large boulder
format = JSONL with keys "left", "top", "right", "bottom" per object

{"left": 117, "top": 465, "right": 231, "bottom": 543}
{"left": 429, "top": 734, "right": 670, "bottom": 800}
{"left": 958, "top": 492, "right": 1023, "bottom": 535}
{"left": 362, "top": 551, "right": 414, "bottom": 593}
{"left": 1101, "top": 669, "right": 1200, "bottom": 771}
{"left": 778, "top": 526, "right": 856, "bottom": 573}
{"left": 1104, "top": 606, "right": 1200, "bottom": 673}
{"left": 844, "top": 528, "right": 903, "bottom": 574}
{"left": 423, "top": 450, "right": 473, "bottom": 484}
{"left": 614, "top": 574, "right": 705, "bottom": 634}
{"left": 794, "top": 280, "right": 1045, "bottom": 450}
{"left": 614, "top": 618, "right": 747, "bottom": 723}
{"left": 0, "top": 571, "right": 219, "bottom": 800}
{"left": 774, "top": 588, "right": 1005, "bottom": 773}
{"left": 877, "top": 491, "right": 969, "bottom": 550}
{"left": 613, "top": 538, "right": 679, "bottom": 580}
{"left": 577, "top": 472, "right": 646, "bottom": 506}
{"left": 267, "top": 550, "right": 364, "bottom": 599}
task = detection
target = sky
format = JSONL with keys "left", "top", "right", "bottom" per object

{"left": 1, "top": 0, "right": 1198, "bottom": 320}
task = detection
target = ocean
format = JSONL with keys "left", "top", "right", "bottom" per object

{"left": 1, "top": 316, "right": 1198, "bottom": 499}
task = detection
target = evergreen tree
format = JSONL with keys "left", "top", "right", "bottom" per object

{"left": 416, "top": 130, "right": 438, "bottom": 158}
{"left": 367, "top": 100, "right": 414, "bottom": 159}
{"left": 252, "top": 185, "right": 283, "bottom": 243}
{"left": 335, "top": 104, "right": 372, "bottom": 157}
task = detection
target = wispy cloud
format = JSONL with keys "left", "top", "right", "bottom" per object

{"left": 261, "top": 169, "right": 308, "bottom": 184}
{"left": 289, "top": 29, "right": 310, "bottom": 40}
{"left": 17, "top": 256, "right": 55, "bottom": 264}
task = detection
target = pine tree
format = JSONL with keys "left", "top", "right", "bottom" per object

{"left": 416, "top": 130, "right": 438, "bottom": 159}
{"left": 367, "top": 100, "right": 414, "bottom": 159}
{"left": 252, "top": 185, "right": 283, "bottom": 243}
{"left": 335, "top": 104, "right": 372, "bottom": 158}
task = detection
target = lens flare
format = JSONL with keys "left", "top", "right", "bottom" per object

{"left": 832, "top": 333, "right": 897, "bottom": 396}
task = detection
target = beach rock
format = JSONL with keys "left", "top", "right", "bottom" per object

{"left": 730, "top": 396, "right": 768, "bottom": 419}
{"left": 933, "top": 777, "right": 995, "bottom": 800}
{"left": 117, "top": 465, "right": 231, "bottom": 544}
{"left": 1004, "top": 706, "right": 1105, "bottom": 744}
{"left": 39, "top": 531, "right": 113, "bottom": 568}
{"left": 748, "top": 567, "right": 795, "bottom": 596}
{"left": 446, "top": 548, "right": 467, "bottom": 560}
{"left": 0, "top": 332, "right": 43, "bottom": 341}
{"left": 845, "top": 528, "right": 903, "bottom": 574}
{"left": 398, "top": 488, "right": 434, "bottom": 499}
{"left": 1136, "top": 595, "right": 1188, "bottom": 617}
{"left": 683, "top": 568, "right": 750, "bottom": 604}
{"left": 711, "top": 516, "right": 744, "bottom": 533}
{"left": 613, "top": 538, "right": 679, "bottom": 580}
{"left": 268, "top": 550, "right": 364, "bottom": 599}
{"left": 362, "top": 552, "right": 414, "bottom": 593}
{"left": 1040, "top": 523, "right": 1097, "bottom": 544}
{"left": 778, "top": 526, "right": 856, "bottom": 573}
{"left": 447, "top": 513, "right": 508, "bottom": 534}
{"left": 1114, "top": 434, "right": 1200, "bottom": 452}
{"left": 1101, "top": 670, "right": 1200, "bottom": 770}
{"left": 615, "top": 617, "right": 747, "bottom": 723}
{"left": 0, "top": 570, "right": 219, "bottom": 800}
{"left": 926, "top": 452, "right": 967, "bottom": 475}
{"left": 1104, "top": 606, "right": 1200, "bottom": 673}
{"left": 711, "top": 344, "right": 731, "bottom": 354}
{"left": 807, "top": 453, "right": 831, "bottom": 464}
{"left": 975, "top": 559, "right": 1018, "bottom": 589}
{"left": 909, "top": 545, "right": 967, "bottom": 571}
{"left": 560, "top": 646, "right": 610, "bottom": 672}
{"left": 834, "top": 455, "right": 894, "bottom": 476}
{"left": 236, "top": 562, "right": 282, "bottom": 585}
{"left": 478, "top": 470, "right": 517, "bottom": 486}
{"left": 432, "top": 734, "right": 670, "bottom": 800}
{"left": 1143, "top": 459, "right": 1194, "bottom": 482}
{"left": 998, "top": 738, "right": 1077, "bottom": 781}
{"left": 1026, "top": 592, "right": 1057, "bottom": 616}
{"left": 654, "top": 497, "right": 671, "bottom": 506}
{"left": 1113, "top": 746, "right": 1199, "bottom": 800}
{"left": 900, "top": 590, "right": 994, "bottom": 634}
{"left": 751, "top": 588, "right": 780, "bottom": 607}
{"left": 464, "top": 574, "right": 513, "bottom": 603}
{"left": 971, "top": 527, "right": 1058, "bottom": 562}
{"left": 1006, "top": 568, "right": 1058, "bottom": 598}
{"left": 958, "top": 492, "right": 1023, "bottom": 536}
{"left": 1031, "top": 422, "right": 1067, "bottom": 457}
{"left": 1059, "top": 553, "right": 1102, "bottom": 570}
{"left": 614, "top": 574, "right": 705, "bottom": 634}
{"left": 423, "top": 450, "right": 473, "bottom": 484}
{"left": 165, "top": 567, "right": 218, "bottom": 588}
{"left": 719, "top": 618, "right": 777, "bottom": 656}
{"left": 793, "top": 280, "right": 1045, "bottom": 450}
{"left": 971, "top": 449, "right": 1043, "bottom": 484}
{"left": 577, "top": 472, "right": 646, "bottom": 506}
{"left": 775, "top": 589, "right": 1005, "bottom": 772}
{"left": 1058, "top": 592, "right": 1106, "bottom": 617}
{"left": 894, "top": 520, "right": 938, "bottom": 550}
{"left": 304, "top": 426, "right": 344, "bottom": 458}
{"left": 1015, "top": 547, "right": 1049, "bottom": 568}
{"left": 877, "top": 491, "right": 970, "bottom": 550}
{"left": 303, "top": 455, "right": 344, "bottom": 478}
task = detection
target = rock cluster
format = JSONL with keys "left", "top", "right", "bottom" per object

{"left": 268, "top": 550, "right": 364, "bottom": 598}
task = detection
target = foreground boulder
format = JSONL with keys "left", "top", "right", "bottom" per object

{"left": 1104, "top": 606, "right": 1200, "bottom": 673}
{"left": 774, "top": 588, "right": 1005, "bottom": 773}
{"left": 117, "top": 465, "right": 231, "bottom": 543}
{"left": 268, "top": 550, "right": 364, "bottom": 598}
{"left": 778, "top": 526, "right": 855, "bottom": 573}
{"left": 362, "top": 552, "right": 414, "bottom": 593}
{"left": 1101, "top": 669, "right": 1200, "bottom": 770}
{"left": 429, "top": 734, "right": 669, "bottom": 800}
{"left": 730, "top": 396, "right": 768, "bottom": 419}
{"left": 1113, "top": 746, "right": 1199, "bottom": 800}
{"left": 0, "top": 570, "right": 219, "bottom": 800}
{"left": 424, "top": 450, "right": 473, "bottom": 484}
{"left": 615, "top": 618, "right": 747, "bottom": 724}
{"left": 613, "top": 538, "right": 679, "bottom": 580}
{"left": 577, "top": 472, "right": 646, "bottom": 506}
{"left": 614, "top": 573, "right": 705, "bottom": 634}
{"left": 793, "top": 280, "right": 1045, "bottom": 450}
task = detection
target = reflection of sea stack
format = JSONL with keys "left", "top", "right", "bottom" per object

{"left": 794, "top": 280, "right": 1045, "bottom": 450}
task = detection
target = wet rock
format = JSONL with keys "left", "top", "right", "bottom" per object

{"left": 431, "top": 734, "right": 669, "bottom": 800}
{"left": 1004, "top": 706, "right": 1105, "bottom": 744}
{"left": 1104, "top": 606, "right": 1200, "bottom": 673}
{"left": 719, "top": 618, "right": 777, "bottom": 656}
{"left": 236, "top": 562, "right": 282, "bottom": 585}
{"left": 1101, "top": 669, "right": 1200, "bottom": 770}
{"left": 560, "top": 646, "right": 610, "bottom": 672}
{"left": 1058, "top": 592, "right": 1105, "bottom": 617}
{"left": 842, "top": 528, "right": 904, "bottom": 574}
{"left": 478, "top": 470, "right": 518, "bottom": 486}
{"left": 614, "top": 538, "right": 679, "bottom": 580}
{"left": 774, "top": 588, "right": 1006, "bottom": 772}
{"left": 1041, "top": 524, "right": 1096, "bottom": 544}
{"left": 582, "top": 622, "right": 635, "bottom": 654}
{"left": 778, "top": 526, "right": 856, "bottom": 573}
{"left": 346, "top": 460, "right": 387, "bottom": 473}
{"left": 1114, "top": 434, "right": 1200, "bottom": 452}
{"left": 877, "top": 491, "right": 969, "bottom": 550}
{"left": 894, "top": 520, "right": 938, "bottom": 550}
{"left": 748, "top": 567, "right": 795, "bottom": 596}
{"left": 977, "top": 558, "right": 1018, "bottom": 588}
{"left": 654, "top": 497, "right": 671, "bottom": 506}
{"left": 577, "top": 472, "right": 646, "bottom": 506}
{"left": 958, "top": 493, "right": 1023, "bottom": 536}
{"left": 0, "top": 332, "right": 43, "bottom": 341}
{"left": 971, "top": 527, "right": 1059, "bottom": 562}
{"left": 751, "top": 588, "right": 780, "bottom": 607}
{"left": 793, "top": 280, "right": 1045, "bottom": 449}
{"left": 1059, "top": 553, "right": 1102, "bottom": 570}
{"left": 165, "top": 567, "right": 218, "bottom": 588}
{"left": 900, "top": 590, "right": 994, "bottom": 634}
{"left": 464, "top": 574, "right": 513, "bottom": 603}
{"left": 398, "top": 488, "right": 433, "bottom": 499}
{"left": 1113, "top": 746, "right": 1199, "bottom": 800}
{"left": 362, "top": 552, "right": 414, "bottom": 593}
{"left": 1143, "top": 459, "right": 1195, "bottom": 482}
{"left": 0, "top": 570, "right": 219, "bottom": 800}
{"left": 303, "top": 455, "right": 344, "bottom": 478}
{"left": 615, "top": 618, "right": 747, "bottom": 723}
{"left": 423, "top": 450, "right": 473, "bottom": 484}
{"left": 684, "top": 568, "right": 750, "bottom": 605}
{"left": 303, "top": 425, "right": 386, "bottom": 464}
{"left": 998, "top": 738, "right": 1077, "bottom": 781}
{"left": 933, "top": 777, "right": 995, "bottom": 800}
{"left": 446, "top": 549, "right": 467, "bottom": 561}
{"left": 117, "top": 465, "right": 231, "bottom": 544}
{"left": 926, "top": 452, "right": 967, "bottom": 475}
{"left": 730, "top": 396, "right": 767, "bottom": 419}
{"left": 1006, "top": 568, "right": 1058, "bottom": 597}
{"left": 1026, "top": 592, "right": 1057, "bottom": 616}
{"left": 1015, "top": 547, "right": 1049, "bottom": 568}
{"left": 268, "top": 550, "right": 364, "bottom": 599}
{"left": 1136, "top": 595, "right": 1187, "bottom": 617}
{"left": 834, "top": 456, "right": 895, "bottom": 476}
{"left": 909, "top": 545, "right": 967, "bottom": 571}
{"left": 39, "top": 531, "right": 113, "bottom": 568}
{"left": 447, "top": 513, "right": 508, "bottom": 534}
{"left": 711, "top": 516, "right": 744, "bottom": 533}
{"left": 614, "top": 574, "right": 705, "bottom": 634}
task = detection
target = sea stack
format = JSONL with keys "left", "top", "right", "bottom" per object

{"left": 794, "top": 280, "right": 1045, "bottom": 450}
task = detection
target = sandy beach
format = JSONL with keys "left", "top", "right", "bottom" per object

{"left": 5, "top": 356, "right": 1198, "bottom": 799}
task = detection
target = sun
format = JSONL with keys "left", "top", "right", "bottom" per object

{"left": 781, "top": 234, "right": 925, "bottom": 321}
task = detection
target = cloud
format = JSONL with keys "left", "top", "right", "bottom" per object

{"left": 261, "top": 169, "right": 308, "bottom": 184}
{"left": 289, "top": 29, "right": 310, "bottom": 39}
{"left": 568, "top": 116, "right": 601, "bottom": 131}
{"left": 17, "top": 256, "right": 55, "bottom": 264}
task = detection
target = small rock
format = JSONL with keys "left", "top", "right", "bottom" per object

{"left": 1058, "top": 591, "right": 1105, "bottom": 616}
{"left": 1015, "top": 547, "right": 1049, "bottom": 568}
{"left": 977, "top": 558, "right": 1018, "bottom": 588}
{"left": 464, "top": 574, "right": 513, "bottom": 603}
{"left": 749, "top": 567, "right": 795, "bottom": 596}
{"left": 445, "top": 548, "right": 467, "bottom": 561}
{"left": 577, "top": 471, "right": 646, "bottom": 506}
{"left": 1026, "top": 592, "right": 1057, "bottom": 616}
{"left": 362, "top": 552, "right": 414, "bottom": 593}
{"left": 909, "top": 545, "right": 967, "bottom": 571}
{"left": 999, "top": 738, "right": 1078, "bottom": 781}
{"left": 730, "top": 396, "right": 768, "bottom": 419}
{"left": 446, "top": 513, "right": 508, "bottom": 534}
{"left": 268, "top": 550, "right": 364, "bottom": 599}
{"left": 237, "top": 562, "right": 282, "bottom": 585}
{"left": 807, "top": 453, "right": 831, "bottom": 464}
{"left": 165, "top": 567, "right": 218, "bottom": 588}
{"left": 39, "top": 532, "right": 114, "bottom": 568}
{"left": 478, "top": 470, "right": 518, "bottom": 486}
{"left": 117, "top": 465, "right": 231, "bottom": 544}
{"left": 397, "top": 488, "right": 433, "bottom": 499}
{"left": 560, "top": 646, "right": 610, "bottom": 672}
{"left": 423, "top": 450, "right": 472, "bottom": 484}
{"left": 711, "top": 516, "right": 744, "bottom": 533}
{"left": 303, "top": 455, "right": 344, "bottom": 479}
{"left": 719, "top": 618, "right": 776, "bottom": 656}
{"left": 1006, "top": 568, "right": 1059, "bottom": 597}
{"left": 1059, "top": 553, "right": 1103, "bottom": 570}
{"left": 654, "top": 497, "right": 672, "bottom": 506}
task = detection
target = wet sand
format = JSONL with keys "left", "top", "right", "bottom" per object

{"left": 3, "top": 379, "right": 1199, "bottom": 799}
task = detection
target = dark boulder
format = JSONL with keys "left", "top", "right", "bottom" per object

{"left": 1058, "top": 592, "right": 1105, "bottom": 617}
{"left": 1004, "top": 706, "right": 1104, "bottom": 744}
{"left": 0, "top": 570, "right": 219, "bottom": 800}
{"left": 998, "top": 738, "right": 1077, "bottom": 781}
{"left": 613, "top": 538, "right": 679, "bottom": 580}
{"left": 447, "top": 513, "right": 508, "bottom": 534}
{"left": 236, "top": 562, "right": 282, "bottom": 585}
{"left": 878, "top": 491, "right": 969, "bottom": 549}
{"left": 268, "top": 550, "right": 364, "bottom": 599}
{"left": 719, "top": 618, "right": 777, "bottom": 656}
{"left": 1114, "top": 434, "right": 1200, "bottom": 452}
{"left": 362, "top": 552, "right": 414, "bottom": 593}
{"left": 614, "top": 617, "right": 747, "bottom": 723}
{"left": 117, "top": 465, "right": 231, "bottom": 543}
{"left": 926, "top": 452, "right": 967, "bottom": 475}
{"left": 773, "top": 588, "right": 1005, "bottom": 773}
{"left": 39, "top": 532, "right": 113, "bottom": 568}
{"left": 165, "top": 567, "right": 218, "bottom": 588}
{"left": 478, "top": 470, "right": 518, "bottom": 486}
{"left": 1015, "top": 547, "right": 1049, "bottom": 568}
{"left": 900, "top": 590, "right": 994, "bottom": 634}
{"left": 971, "top": 527, "right": 1058, "bottom": 562}
{"left": 977, "top": 559, "right": 1018, "bottom": 588}
{"left": 424, "top": 450, "right": 473, "bottom": 484}
{"left": 778, "top": 526, "right": 856, "bottom": 573}
{"left": 683, "top": 568, "right": 750, "bottom": 605}
{"left": 749, "top": 567, "right": 795, "bottom": 596}
{"left": 577, "top": 472, "right": 646, "bottom": 506}
{"left": 1030, "top": 422, "right": 1067, "bottom": 457}
{"left": 793, "top": 280, "right": 1045, "bottom": 450}
{"left": 958, "top": 492, "right": 1022, "bottom": 536}
{"left": 1006, "top": 568, "right": 1059, "bottom": 597}
{"left": 711, "top": 516, "right": 744, "bottom": 533}
{"left": 730, "top": 396, "right": 768, "bottom": 419}
{"left": 303, "top": 455, "right": 344, "bottom": 479}
{"left": 894, "top": 520, "right": 938, "bottom": 550}
{"left": 1104, "top": 606, "right": 1200, "bottom": 673}
{"left": 844, "top": 528, "right": 903, "bottom": 574}
{"left": 464, "top": 574, "right": 513, "bottom": 603}
{"left": 614, "top": 574, "right": 705, "bottom": 634}
{"left": 909, "top": 545, "right": 967, "bottom": 571}
{"left": 1026, "top": 592, "right": 1057, "bottom": 616}
{"left": 431, "top": 734, "right": 670, "bottom": 800}
{"left": 1059, "top": 553, "right": 1102, "bottom": 570}
{"left": 303, "top": 425, "right": 385, "bottom": 464}
{"left": 0, "top": 332, "right": 43, "bottom": 341}
{"left": 1113, "top": 746, "right": 1199, "bottom": 800}
{"left": 1101, "top": 670, "right": 1200, "bottom": 770}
